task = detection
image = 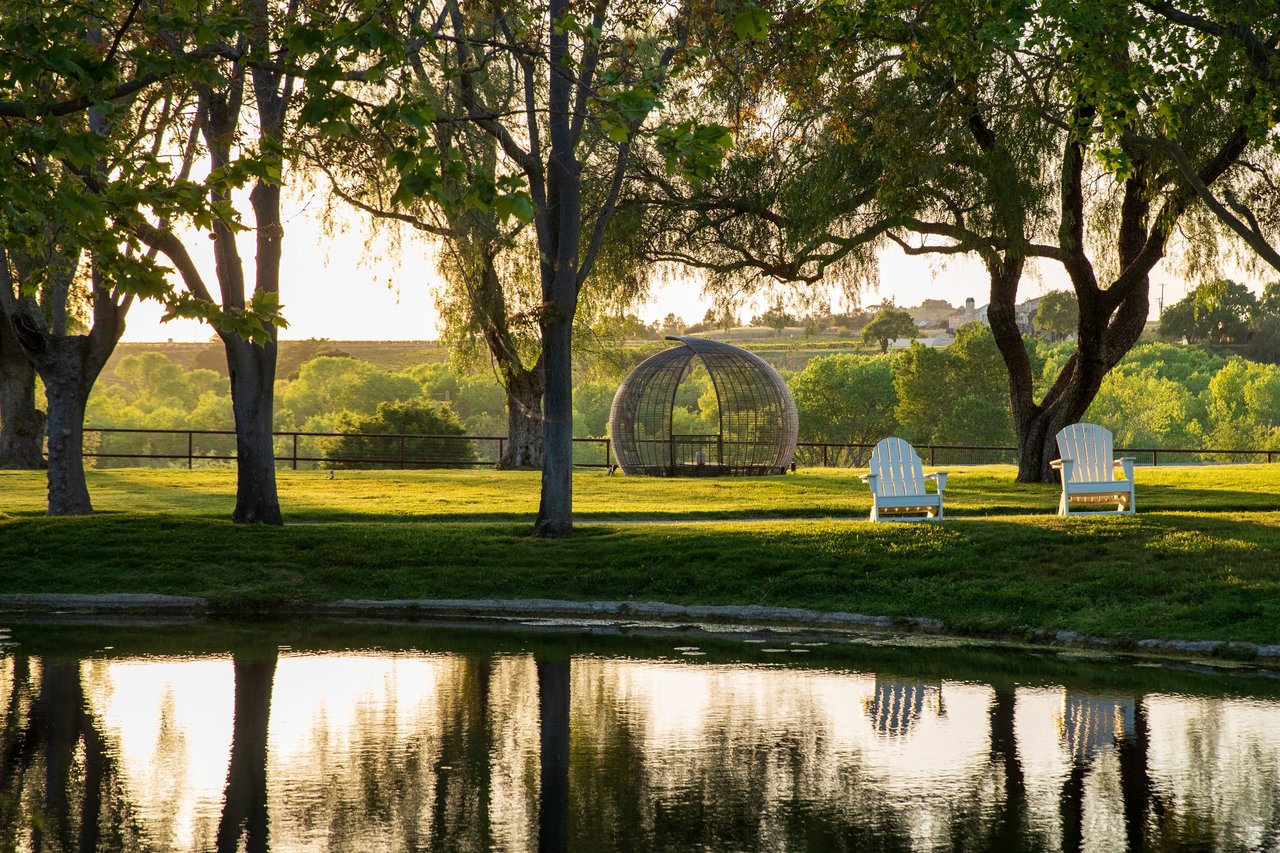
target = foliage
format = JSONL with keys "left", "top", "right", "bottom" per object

{"left": 788, "top": 354, "right": 897, "bottom": 464}
{"left": 751, "top": 300, "right": 795, "bottom": 335}
{"left": 1159, "top": 279, "right": 1259, "bottom": 344}
{"left": 323, "top": 400, "right": 474, "bottom": 469}
{"left": 278, "top": 358, "right": 421, "bottom": 427}
{"left": 1032, "top": 291, "right": 1078, "bottom": 340}
{"left": 861, "top": 308, "right": 917, "bottom": 354}
{"left": 894, "top": 325, "right": 1013, "bottom": 447}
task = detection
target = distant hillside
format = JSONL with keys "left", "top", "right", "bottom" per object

{"left": 103, "top": 339, "right": 450, "bottom": 385}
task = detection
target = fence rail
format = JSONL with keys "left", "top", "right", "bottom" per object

{"left": 78, "top": 427, "right": 1280, "bottom": 471}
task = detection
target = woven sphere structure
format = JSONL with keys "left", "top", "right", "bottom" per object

{"left": 609, "top": 336, "right": 799, "bottom": 476}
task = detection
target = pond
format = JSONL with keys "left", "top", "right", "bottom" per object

{"left": 0, "top": 618, "right": 1277, "bottom": 852}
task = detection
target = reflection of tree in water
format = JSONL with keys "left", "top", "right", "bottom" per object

{"left": 1145, "top": 696, "right": 1280, "bottom": 852}
{"left": 0, "top": 654, "right": 147, "bottom": 852}
{"left": 567, "top": 661, "right": 920, "bottom": 851}
{"left": 217, "top": 650, "right": 275, "bottom": 853}
{"left": 266, "top": 653, "right": 492, "bottom": 851}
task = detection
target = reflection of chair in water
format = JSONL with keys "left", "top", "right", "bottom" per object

{"left": 864, "top": 679, "right": 944, "bottom": 738}
{"left": 1057, "top": 692, "right": 1136, "bottom": 764}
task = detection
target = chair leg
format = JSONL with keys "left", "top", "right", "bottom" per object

{"left": 869, "top": 502, "right": 879, "bottom": 523}
{"left": 1058, "top": 490, "right": 1069, "bottom": 517}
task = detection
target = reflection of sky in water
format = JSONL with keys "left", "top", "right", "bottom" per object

{"left": 43, "top": 650, "right": 1280, "bottom": 851}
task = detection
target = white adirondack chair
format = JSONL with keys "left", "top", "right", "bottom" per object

{"left": 860, "top": 437, "right": 948, "bottom": 522}
{"left": 1050, "top": 423, "right": 1136, "bottom": 516}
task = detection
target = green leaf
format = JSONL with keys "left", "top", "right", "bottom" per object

{"left": 733, "top": 6, "right": 770, "bottom": 42}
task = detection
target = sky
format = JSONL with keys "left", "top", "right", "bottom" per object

{"left": 119, "top": 185, "right": 1258, "bottom": 343}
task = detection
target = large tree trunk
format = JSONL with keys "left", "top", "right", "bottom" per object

{"left": 224, "top": 334, "right": 282, "bottom": 525}
{"left": 0, "top": 314, "right": 43, "bottom": 469}
{"left": 533, "top": 0, "right": 582, "bottom": 539}
{"left": 23, "top": 326, "right": 118, "bottom": 516}
{"left": 500, "top": 366, "right": 544, "bottom": 469}
{"left": 42, "top": 354, "right": 94, "bottom": 516}
{"left": 535, "top": 317, "right": 574, "bottom": 537}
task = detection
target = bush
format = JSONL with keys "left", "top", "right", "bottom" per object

{"left": 323, "top": 400, "right": 475, "bottom": 469}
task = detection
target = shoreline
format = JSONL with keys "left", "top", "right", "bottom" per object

{"left": 2, "top": 593, "right": 1277, "bottom": 668}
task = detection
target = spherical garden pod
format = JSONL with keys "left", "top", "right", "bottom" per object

{"left": 609, "top": 336, "right": 799, "bottom": 476}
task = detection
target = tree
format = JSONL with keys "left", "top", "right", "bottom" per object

{"left": 752, "top": 299, "right": 795, "bottom": 335}
{"left": 643, "top": 0, "right": 1275, "bottom": 480}
{"left": 861, "top": 307, "right": 916, "bottom": 354}
{"left": 0, "top": 7, "right": 213, "bottom": 513}
{"left": 0, "top": 315, "right": 42, "bottom": 469}
{"left": 1159, "top": 279, "right": 1258, "bottom": 344}
{"left": 134, "top": 0, "right": 391, "bottom": 523}
{"left": 1127, "top": 2, "right": 1280, "bottom": 274}
{"left": 894, "top": 324, "right": 1014, "bottom": 448}
{"left": 415, "top": 0, "right": 723, "bottom": 537}
{"left": 659, "top": 313, "right": 686, "bottom": 336}
{"left": 788, "top": 354, "right": 897, "bottom": 465}
{"left": 1033, "top": 291, "right": 1079, "bottom": 341}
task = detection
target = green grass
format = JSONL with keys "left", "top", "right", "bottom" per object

{"left": 1, "top": 465, "right": 1278, "bottom": 647}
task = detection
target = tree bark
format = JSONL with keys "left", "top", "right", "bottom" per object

{"left": 41, "top": 348, "right": 96, "bottom": 516}
{"left": 223, "top": 334, "right": 282, "bottom": 525}
{"left": 15, "top": 314, "right": 120, "bottom": 516}
{"left": 500, "top": 365, "right": 544, "bottom": 469}
{"left": 535, "top": 317, "right": 575, "bottom": 537}
{"left": 0, "top": 313, "right": 43, "bottom": 469}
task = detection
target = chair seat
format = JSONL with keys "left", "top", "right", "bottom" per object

{"left": 1064, "top": 481, "right": 1133, "bottom": 496}
{"left": 874, "top": 494, "right": 943, "bottom": 510}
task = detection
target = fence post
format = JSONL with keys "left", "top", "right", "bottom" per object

{"left": 498, "top": 437, "right": 505, "bottom": 465}
{"left": 188, "top": 431, "right": 193, "bottom": 470}
{"left": 605, "top": 438, "right": 611, "bottom": 468}
{"left": 399, "top": 435, "right": 406, "bottom": 469}
{"left": 1152, "top": 450, "right": 1158, "bottom": 467}
{"left": 930, "top": 446, "right": 936, "bottom": 466}
{"left": 822, "top": 444, "right": 828, "bottom": 467}
{"left": 292, "top": 433, "right": 299, "bottom": 470}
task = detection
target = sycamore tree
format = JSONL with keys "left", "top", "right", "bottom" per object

{"left": 0, "top": 0, "right": 224, "bottom": 512}
{"left": 133, "top": 0, "right": 411, "bottom": 524}
{"left": 352, "top": 0, "right": 728, "bottom": 536}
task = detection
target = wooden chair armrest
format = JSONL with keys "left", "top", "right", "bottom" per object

{"left": 1049, "top": 458, "right": 1068, "bottom": 470}
{"left": 925, "top": 471, "right": 948, "bottom": 492}
{"left": 859, "top": 473, "right": 875, "bottom": 484}
{"left": 1113, "top": 457, "right": 1137, "bottom": 464}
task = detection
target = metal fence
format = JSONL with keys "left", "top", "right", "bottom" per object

{"left": 77, "top": 427, "right": 1280, "bottom": 470}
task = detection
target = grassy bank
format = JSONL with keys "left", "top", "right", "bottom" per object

{"left": 1, "top": 466, "right": 1278, "bottom": 646}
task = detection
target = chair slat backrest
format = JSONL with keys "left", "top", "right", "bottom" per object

{"left": 869, "top": 438, "right": 925, "bottom": 496}
{"left": 1055, "top": 423, "right": 1114, "bottom": 482}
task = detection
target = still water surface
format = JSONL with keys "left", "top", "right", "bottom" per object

{"left": 1, "top": 620, "right": 1278, "bottom": 852}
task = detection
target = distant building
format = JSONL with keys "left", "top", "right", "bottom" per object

{"left": 946, "top": 295, "right": 1045, "bottom": 334}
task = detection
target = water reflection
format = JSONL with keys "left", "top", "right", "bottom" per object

{"left": 0, "top": 632, "right": 1278, "bottom": 851}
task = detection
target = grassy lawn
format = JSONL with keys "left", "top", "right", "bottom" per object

{"left": 1, "top": 465, "right": 1278, "bottom": 647}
